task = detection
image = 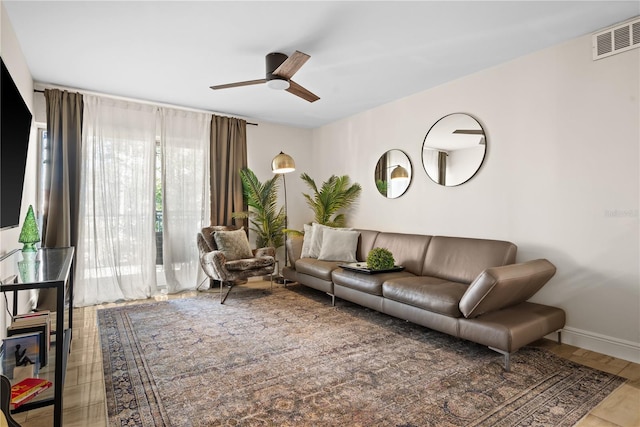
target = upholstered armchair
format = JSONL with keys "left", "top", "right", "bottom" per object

{"left": 197, "top": 226, "right": 276, "bottom": 303}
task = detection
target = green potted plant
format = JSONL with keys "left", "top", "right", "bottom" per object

{"left": 233, "top": 167, "right": 285, "bottom": 250}
{"left": 366, "top": 247, "right": 395, "bottom": 270}
{"left": 298, "top": 173, "right": 362, "bottom": 229}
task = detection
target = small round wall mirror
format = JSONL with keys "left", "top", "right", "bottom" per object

{"left": 421, "top": 113, "right": 487, "bottom": 187}
{"left": 374, "top": 149, "right": 412, "bottom": 198}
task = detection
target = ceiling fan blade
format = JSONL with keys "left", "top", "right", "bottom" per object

{"left": 273, "top": 51, "right": 310, "bottom": 79}
{"left": 286, "top": 80, "right": 320, "bottom": 103}
{"left": 452, "top": 129, "right": 484, "bottom": 135}
{"left": 210, "top": 79, "right": 266, "bottom": 90}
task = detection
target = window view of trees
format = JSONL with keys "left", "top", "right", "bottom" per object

{"left": 155, "top": 143, "right": 163, "bottom": 265}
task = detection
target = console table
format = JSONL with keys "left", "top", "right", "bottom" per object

{"left": 0, "top": 247, "right": 74, "bottom": 427}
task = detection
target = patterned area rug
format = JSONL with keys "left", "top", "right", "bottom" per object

{"left": 98, "top": 283, "right": 624, "bottom": 427}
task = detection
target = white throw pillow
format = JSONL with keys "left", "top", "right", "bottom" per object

{"left": 300, "top": 224, "right": 314, "bottom": 258}
{"left": 307, "top": 223, "right": 326, "bottom": 258}
{"left": 318, "top": 229, "right": 360, "bottom": 262}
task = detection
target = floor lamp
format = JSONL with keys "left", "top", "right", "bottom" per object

{"left": 271, "top": 152, "right": 295, "bottom": 281}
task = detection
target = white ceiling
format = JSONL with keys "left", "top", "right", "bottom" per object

{"left": 3, "top": 1, "right": 638, "bottom": 129}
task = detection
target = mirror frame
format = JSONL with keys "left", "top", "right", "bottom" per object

{"left": 374, "top": 149, "right": 413, "bottom": 199}
{"left": 421, "top": 113, "right": 487, "bottom": 187}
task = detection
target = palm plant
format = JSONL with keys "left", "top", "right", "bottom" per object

{"left": 300, "top": 173, "right": 362, "bottom": 227}
{"left": 233, "top": 168, "right": 285, "bottom": 249}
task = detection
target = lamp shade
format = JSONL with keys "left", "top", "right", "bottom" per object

{"left": 390, "top": 165, "right": 409, "bottom": 180}
{"left": 271, "top": 152, "right": 296, "bottom": 174}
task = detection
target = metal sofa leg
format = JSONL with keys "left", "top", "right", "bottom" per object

{"left": 489, "top": 346, "right": 511, "bottom": 372}
{"left": 557, "top": 330, "right": 562, "bottom": 344}
{"left": 220, "top": 281, "right": 234, "bottom": 304}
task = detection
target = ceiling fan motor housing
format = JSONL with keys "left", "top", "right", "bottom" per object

{"left": 266, "top": 52, "right": 290, "bottom": 89}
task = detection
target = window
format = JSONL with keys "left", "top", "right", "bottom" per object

{"left": 37, "top": 127, "right": 49, "bottom": 231}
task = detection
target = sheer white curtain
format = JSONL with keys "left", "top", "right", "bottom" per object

{"left": 160, "top": 109, "right": 211, "bottom": 292}
{"left": 75, "top": 96, "right": 158, "bottom": 306}
{"left": 422, "top": 149, "right": 440, "bottom": 183}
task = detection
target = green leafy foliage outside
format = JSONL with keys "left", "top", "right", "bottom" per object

{"left": 233, "top": 168, "right": 285, "bottom": 249}
{"left": 367, "top": 247, "right": 395, "bottom": 270}
{"left": 300, "top": 173, "right": 362, "bottom": 227}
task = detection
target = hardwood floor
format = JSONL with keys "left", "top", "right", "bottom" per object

{"left": 10, "top": 282, "right": 640, "bottom": 427}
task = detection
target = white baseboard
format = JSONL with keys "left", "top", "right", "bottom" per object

{"left": 545, "top": 327, "right": 640, "bottom": 364}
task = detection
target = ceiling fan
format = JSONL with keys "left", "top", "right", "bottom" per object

{"left": 453, "top": 129, "right": 486, "bottom": 145}
{"left": 210, "top": 51, "right": 320, "bottom": 103}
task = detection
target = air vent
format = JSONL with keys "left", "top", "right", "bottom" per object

{"left": 593, "top": 16, "right": 640, "bottom": 60}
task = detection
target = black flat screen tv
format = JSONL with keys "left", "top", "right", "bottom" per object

{"left": 1, "top": 57, "right": 33, "bottom": 230}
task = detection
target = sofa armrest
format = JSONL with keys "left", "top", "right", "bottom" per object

{"left": 459, "top": 259, "right": 557, "bottom": 318}
{"left": 286, "top": 235, "right": 304, "bottom": 268}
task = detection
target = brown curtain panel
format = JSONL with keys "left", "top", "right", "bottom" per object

{"left": 40, "top": 89, "right": 83, "bottom": 310}
{"left": 210, "top": 115, "right": 248, "bottom": 227}
{"left": 43, "top": 89, "right": 83, "bottom": 248}
{"left": 375, "top": 152, "right": 388, "bottom": 183}
{"left": 438, "top": 151, "right": 448, "bottom": 186}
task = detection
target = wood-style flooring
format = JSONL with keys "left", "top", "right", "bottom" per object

{"left": 10, "top": 282, "right": 640, "bottom": 427}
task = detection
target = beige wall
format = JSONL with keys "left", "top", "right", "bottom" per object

{"left": 308, "top": 35, "right": 640, "bottom": 362}
{"left": 246, "top": 121, "right": 313, "bottom": 264}
{"left": 1, "top": 0, "right": 37, "bottom": 337}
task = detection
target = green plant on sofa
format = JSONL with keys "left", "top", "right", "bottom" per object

{"left": 233, "top": 167, "right": 285, "bottom": 250}
{"left": 300, "top": 173, "right": 362, "bottom": 227}
{"left": 366, "top": 247, "right": 395, "bottom": 270}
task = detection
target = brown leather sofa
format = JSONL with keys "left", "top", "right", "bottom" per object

{"left": 283, "top": 229, "right": 565, "bottom": 370}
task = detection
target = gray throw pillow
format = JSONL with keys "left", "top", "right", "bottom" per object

{"left": 213, "top": 228, "right": 253, "bottom": 261}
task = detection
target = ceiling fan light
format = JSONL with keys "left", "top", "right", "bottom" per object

{"left": 267, "top": 78, "right": 290, "bottom": 90}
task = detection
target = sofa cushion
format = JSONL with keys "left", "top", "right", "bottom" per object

{"left": 382, "top": 276, "right": 468, "bottom": 317}
{"left": 458, "top": 302, "right": 566, "bottom": 352}
{"left": 295, "top": 258, "right": 342, "bottom": 281}
{"left": 332, "top": 269, "right": 415, "bottom": 296}
{"left": 459, "top": 259, "right": 557, "bottom": 318}
{"left": 318, "top": 229, "right": 360, "bottom": 262}
{"left": 225, "top": 256, "right": 274, "bottom": 271}
{"left": 370, "top": 232, "right": 432, "bottom": 275}
{"left": 422, "top": 236, "right": 517, "bottom": 284}
{"left": 355, "top": 229, "right": 380, "bottom": 262}
{"left": 213, "top": 228, "right": 253, "bottom": 261}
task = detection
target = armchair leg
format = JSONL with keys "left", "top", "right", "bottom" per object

{"left": 220, "top": 281, "right": 234, "bottom": 304}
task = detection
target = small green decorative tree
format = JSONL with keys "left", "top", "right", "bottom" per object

{"left": 19, "top": 205, "right": 40, "bottom": 253}
{"left": 366, "top": 247, "right": 395, "bottom": 270}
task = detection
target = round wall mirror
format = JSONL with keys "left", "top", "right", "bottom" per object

{"left": 421, "top": 113, "right": 487, "bottom": 187}
{"left": 374, "top": 149, "right": 412, "bottom": 198}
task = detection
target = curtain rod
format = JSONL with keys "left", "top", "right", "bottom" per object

{"left": 33, "top": 88, "right": 258, "bottom": 126}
